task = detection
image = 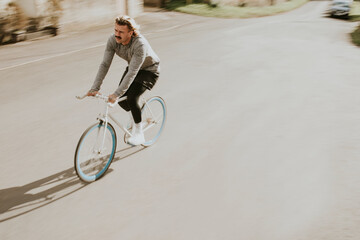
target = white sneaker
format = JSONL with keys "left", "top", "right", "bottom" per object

{"left": 127, "top": 123, "right": 145, "bottom": 146}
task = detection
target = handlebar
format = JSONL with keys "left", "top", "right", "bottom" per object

{"left": 76, "top": 93, "right": 126, "bottom": 107}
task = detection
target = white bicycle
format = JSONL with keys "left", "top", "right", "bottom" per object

{"left": 74, "top": 94, "right": 166, "bottom": 182}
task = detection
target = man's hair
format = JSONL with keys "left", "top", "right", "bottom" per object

{"left": 115, "top": 16, "right": 140, "bottom": 37}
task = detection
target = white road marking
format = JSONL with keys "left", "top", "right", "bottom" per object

{"left": 0, "top": 24, "right": 187, "bottom": 72}
{"left": 0, "top": 43, "right": 105, "bottom": 71}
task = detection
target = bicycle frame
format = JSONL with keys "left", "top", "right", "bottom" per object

{"left": 76, "top": 94, "right": 158, "bottom": 148}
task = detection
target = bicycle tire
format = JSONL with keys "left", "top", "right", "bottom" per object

{"left": 74, "top": 122, "right": 117, "bottom": 182}
{"left": 141, "top": 96, "right": 167, "bottom": 147}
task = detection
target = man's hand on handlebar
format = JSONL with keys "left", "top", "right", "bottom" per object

{"left": 87, "top": 90, "right": 99, "bottom": 97}
{"left": 108, "top": 93, "right": 118, "bottom": 104}
{"left": 82, "top": 90, "right": 118, "bottom": 104}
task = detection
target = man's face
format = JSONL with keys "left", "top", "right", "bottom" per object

{"left": 114, "top": 24, "right": 133, "bottom": 45}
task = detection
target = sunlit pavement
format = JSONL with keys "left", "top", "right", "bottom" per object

{"left": 1, "top": 2, "right": 360, "bottom": 239}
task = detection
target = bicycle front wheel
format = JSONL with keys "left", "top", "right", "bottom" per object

{"left": 74, "top": 122, "right": 117, "bottom": 182}
{"left": 141, "top": 96, "right": 167, "bottom": 147}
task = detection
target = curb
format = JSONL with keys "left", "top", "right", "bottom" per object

{"left": 4, "top": 27, "right": 57, "bottom": 45}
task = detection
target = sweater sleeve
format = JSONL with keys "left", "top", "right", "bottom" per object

{"left": 91, "top": 36, "right": 115, "bottom": 91}
{"left": 113, "top": 43, "right": 146, "bottom": 97}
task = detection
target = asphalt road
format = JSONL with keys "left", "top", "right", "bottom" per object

{"left": 1, "top": 2, "right": 360, "bottom": 239}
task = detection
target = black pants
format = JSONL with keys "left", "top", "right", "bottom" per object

{"left": 118, "top": 69, "right": 158, "bottom": 124}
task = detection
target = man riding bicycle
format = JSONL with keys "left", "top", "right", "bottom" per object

{"left": 87, "top": 16, "right": 160, "bottom": 146}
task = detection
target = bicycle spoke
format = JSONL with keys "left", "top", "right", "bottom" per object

{"left": 141, "top": 97, "right": 166, "bottom": 147}
{"left": 75, "top": 123, "right": 117, "bottom": 182}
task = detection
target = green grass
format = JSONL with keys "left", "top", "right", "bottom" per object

{"left": 349, "top": 1, "right": 360, "bottom": 47}
{"left": 167, "top": 0, "right": 309, "bottom": 18}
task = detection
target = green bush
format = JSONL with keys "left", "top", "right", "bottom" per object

{"left": 351, "top": 25, "right": 360, "bottom": 46}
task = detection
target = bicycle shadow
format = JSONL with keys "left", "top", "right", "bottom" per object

{"left": 0, "top": 145, "right": 144, "bottom": 223}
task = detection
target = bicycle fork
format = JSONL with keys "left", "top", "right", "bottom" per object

{"left": 96, "top": 104, "right": 110, "bottom": 154}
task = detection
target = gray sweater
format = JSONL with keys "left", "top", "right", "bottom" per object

{"left": 91, "top": 34, "right": 160, "bottom": 97}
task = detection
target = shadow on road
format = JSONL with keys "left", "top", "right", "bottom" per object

{"left": 0, "top": 145, "right": 144, "bottom": 223}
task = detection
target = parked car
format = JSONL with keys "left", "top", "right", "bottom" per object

{"left": 329, "top": 0, "right": 353, "bottom": 18}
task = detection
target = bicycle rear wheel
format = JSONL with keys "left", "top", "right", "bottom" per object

{"left": 74, "top": 122, "right": 117, "bottom": 182}
{"left": 141, "top": 96, "right": 166, "bottom": 147}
